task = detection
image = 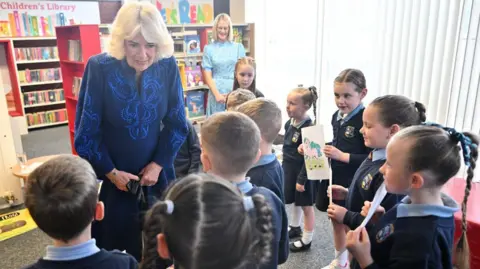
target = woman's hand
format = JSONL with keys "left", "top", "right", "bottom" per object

{"left": 327, "top": 204, "right": 348, "bottom": 223}
{"left": 107, "top": 169, "right": 139, "bottom": 192}
{"left": 298, "top": 144, "right": 305, "bottom": 155}
{"left": 296, "top": 183, "right": 305, "bottom": 192}
{"left": 361, "top": 201, "right": 385, "bottom": 224}
{"left": 140, "top": 162, "right": 163, "bottom": 186}
{"left": 327, "top": 185, "right": 349, "bottom": 200}
{"left": 215, "top": 93, "right": 226, "bottom": 103}
{"left": 346, "top": 227, "right": 373, "bottom": 268}
{"left": 324, "top": 145, "right": 349, "bottom": 163}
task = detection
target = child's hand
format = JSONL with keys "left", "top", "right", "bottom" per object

{"left": 324, "top": 145, "right": 349, "bottom": 162}
{"left": 215, "top": 93, "right": 226, "bottom": 103}
{"left": 298, "top": 144, "right": 305, "bottom": 155}
{"left": 327, "top": 185, "right": 349, "bottom": 200}
{"left": 296, "top": 183, "right": 305, "bottom": 192}
{"left": 361, "top": 201, "right": 385, "bottom": 224}
{"left": 327, "top": 204, "right": 348, "bottom": 223}
{"left": 346, "top": 227, "right": 373, "bottom": 268}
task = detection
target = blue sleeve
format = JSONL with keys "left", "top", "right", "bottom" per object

{"left": 74, "top": 56, "right": 115, "bottom": 176}
{"left": 342, "top": 210, "right": 368, "bottom": 230}
{"left": 349, "top": 153, "right": 369, "bottom": 166}
{"left": 202, "top": 45, "right": 213, "bottom": 71}
{"left": 237, "top": 43, "right": 246, "bottom": 58}
{"left": 153, "top": 57, "right": 189, "bottom": 169}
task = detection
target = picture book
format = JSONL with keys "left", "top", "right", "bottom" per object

{"left": 185, "top": 65, "right": 204, "bottom": 87}
{"left": 233, "top": 27, "right": 243, "bottom": 44}
{"left": 186, "top": 90, "right": 205, "bottom": 118}
{"left": 184, "top": 34, "right": 201, "bottom": 54}
{"left": 301, "top": 124, "right": 330, "bottom": 180}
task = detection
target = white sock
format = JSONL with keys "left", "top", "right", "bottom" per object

{"left": 290, "top": 206, "right": 302, "bottom": 227}
{"left": 294, "top": 229, "right": 313, "bottom": 247}
{"left": 334, "top": 249, "right": 349, "bottom": 266}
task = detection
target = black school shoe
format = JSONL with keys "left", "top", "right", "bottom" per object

{"left": 289, "top": 239, "right": 312, "bottom": 252}
{"left": 288, "top": 226, "right": 302, "bottom": 238}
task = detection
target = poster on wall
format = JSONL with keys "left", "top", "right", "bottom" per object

{"left": 301, "top": 124, "right": 330, "bottom": 180}
{"left": 154, "top": 0, "right": 214, "bottom": 25}
{"left": 0, "top": 0, "right": 100, "bottom": 37}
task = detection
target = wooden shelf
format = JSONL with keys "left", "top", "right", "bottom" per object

{"left": 184, "top": 85, "right": 208, "bottom": 92}
{"left": 16, "top": 59, "right": 59, "bottom": 64}
{"left": 10, "top": 36, "right": 57, "bottom": 41}
{"left": 24, "top": 100, "right": 66, "bottom": 108}
{"left": 20, "top": 80, "right": 63, "bottom": 87}
{"left": 28, "top": 120, "right": 68, "bottom": 130}
{"left": 61, "top": 60, "right": 84, "bottom": 65}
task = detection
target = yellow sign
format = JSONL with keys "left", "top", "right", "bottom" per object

{"left": 0, "top": 209, "right": 37, "bottom": 241}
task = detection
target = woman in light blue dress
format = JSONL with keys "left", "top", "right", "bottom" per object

{"left": 202, "top": 13, "right": 246, "bottom": 116}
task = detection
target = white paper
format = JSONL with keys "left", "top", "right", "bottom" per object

{"left": 335, "top": 183, "right": 388, "bottom": 258}
{"left": 301, "top": 125, "right": 330, "bottom": 180}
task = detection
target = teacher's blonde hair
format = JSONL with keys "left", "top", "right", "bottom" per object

{"left": 108, "top": 1, "right": 174, "bottom": 61}
{"left": 212, "top": 13, "right": 234, "bottom": 42}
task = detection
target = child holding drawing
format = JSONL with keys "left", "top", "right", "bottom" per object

{"left": 347, "top": 124, "right": 478, "bottom": 269}
{"left": 326, "top": 95, "right": 426, "bottom": 269}
{"left": 282, "top": 86, "right": 318, "bottom": 252}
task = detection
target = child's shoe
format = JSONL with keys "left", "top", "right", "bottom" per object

{"left": 289, "top": 239, "right": 311, "bottom": 252}
{"left": 288, "top": 225, "right": 302, "bottom": 238}
{"left": 322, "top": 259, "right": 350, "bottom": 269}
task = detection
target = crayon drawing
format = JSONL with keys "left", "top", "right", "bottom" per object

{"left": 301, "top": 124, "right": 330, "bottom": 180}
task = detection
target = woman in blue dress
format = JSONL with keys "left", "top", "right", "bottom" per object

{"left": 73, "top": 2, "right": 188, "bottom": 266}
{"left": 202, "top": 13, "right": 246, "bottom": 116}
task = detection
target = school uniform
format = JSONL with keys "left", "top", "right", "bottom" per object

{"left": 174, "top": 119, "right": 201, "bottom": 178}
{"left": 247, "top": 154, "right": 285, "bottom": 202}
{"left": 316, "top": 104, "right": 371, "bottom": 211}
{"left": 254, "top": 89, "right": 265, "bottom": 98}
{"left": 282, "top": 118, "right": 316, "bottom": 206}
{"left": 351, "top": 194, "right": 458, "bottom": 269}
{"left": 23, "top": 239, "right": 138, "bottom": 269}
{"left": 235, "top": 180, "right": 289, "bottom": 269}
{"left": 342, "top": 149, "right": 404, "bottom": 230}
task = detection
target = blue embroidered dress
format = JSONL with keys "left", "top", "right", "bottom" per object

{"left": 202, "top": 41, "right": 245, "bottom": 116}
{"left": 74, "top": 53, "right": 188, "bottom": 261}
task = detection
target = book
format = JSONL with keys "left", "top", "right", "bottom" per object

{"left": 72, "top": 77, "right": 82, "bottom": 98}
{"left": 233, "top": 27, "right": 243, "bottom": 43}
{"left": 184, "top": 65, "right": 204, "bottom": 87}
{"left": 18, "top": 68, "right": 61, "bottom": 84}
{"left": 23, "top": 89, "right": 64, "bottom": 106}
{"left": 15, "top": 47, "right": 58, "bottom": 61}
{"left": 68, "top": 40, "right": 82, "bottom": 61}
{"left": 184, "top": 34, "right": 201, "bottom": 54}
{"left": 185, "top": 90, "right": 205, "bottom": 118}
{"left": 26, "top": 108, "right": 68, "bottom": 127}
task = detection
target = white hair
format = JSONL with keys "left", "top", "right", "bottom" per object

{"left": 212, "top": 13, "right": 234, "bottom": 42}
{"left": 108, "top": 1, "right": 174, "bottom": 61}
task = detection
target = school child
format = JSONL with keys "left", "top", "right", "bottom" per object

{"left": 23, "top": 155, "right": 138, "bottom": 269}
{"left": 232, "top": 56, "right": 264, "bottom": 97}
{"left": 200, "top": 111, "right": 289, "bottom": 268}
{"left": 326, "top": 95, "right": 427, "bottom": 269}
{"left": 237, "top": 98, "right": 285, "bottom": 201}
{"left": 226, "top": 88, "right": 256, "bottom": 111}
{"left": 346, "top": 124, "right": 478, "bottom": 269}
{"left": 316, "top": 69, "right": 371, "bottom": 212}
{"left": 282, "top": 86, "right": 318, "bottom": 252}
{"left": 173, "top": 119, "right": 201, "bottom": 178}
{"left": 141, "top": 173, "right": 274, "bottom": 269}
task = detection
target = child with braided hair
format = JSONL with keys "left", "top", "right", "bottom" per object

{"left": 140, "top": 173, "right": 274, "bottom": 269}
{"left": 346, "top": 124, "right": 478, "bottom": 269}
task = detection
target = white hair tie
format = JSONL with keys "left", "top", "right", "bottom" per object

{"left": 243, "top": 196, "right": 254, "bottom": 211}
{"left": 164, "top": 200, "right": 174, "bottom": 214}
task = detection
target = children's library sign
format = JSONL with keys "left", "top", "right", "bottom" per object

{"left": 0, "top": 0, "right": 100, "bottom": 37}
{"left": 155, "top": 0, "right": 214, "bottom": 25}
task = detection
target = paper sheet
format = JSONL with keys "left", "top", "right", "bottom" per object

{"left": 301, "top": 125, "right": 330, "bottom": 180}
{"left": 335, "top": 183, "right": 388, "bottom": 258}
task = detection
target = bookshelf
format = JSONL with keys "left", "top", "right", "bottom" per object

{"left": 55, "top": 25, "right": 101, "bottom": 154}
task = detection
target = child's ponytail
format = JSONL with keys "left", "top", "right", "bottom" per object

{"left": 141, "top": 201, "right": 171, "bottom": 269}
{"left": 414, "top": 101, "right": 427, "bottom": 123}
{"left": 455, "top": 132, "right": 479, "bottom": 269}
{"left": 308, "top": 86, "right": 318, "bottom": 124}
{"left": 250, "top": 194, "right": 274, "bottom": 266}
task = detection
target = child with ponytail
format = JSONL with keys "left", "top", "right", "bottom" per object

{"left": 326, "top": 95, "right": 427, "bottom": 268}
{"left": 283, "top": 86, "right": 318, "bottom": 252}
{"left": 141, "top": 173, "right": 274, "bottom": 269}
{"left": 346, "top": 124, "right": 478, "bottom": 269}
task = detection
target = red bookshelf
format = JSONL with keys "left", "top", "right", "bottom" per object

{"left": 0, "top": 39, "right": 23, "bottom": 117}
{"left": 55, "top": 25, "right": 101, "bottom": 154}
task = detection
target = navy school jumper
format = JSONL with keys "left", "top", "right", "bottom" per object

{"left": 247, "top": 154, "right": 285, "bottom": 202}
{"left": 74, "top": 53, "right": 188, "bottom": 261}
{"left": 351, "top": 194, "right": 458, "bottom": 269}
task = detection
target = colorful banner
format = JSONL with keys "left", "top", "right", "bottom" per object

{"left": 0, "top": 0, "right": 100, "bottom": 37}
{"left": 0, "top": 209, "right": 37, "bottom": 241}
{"left": 155, "top": 0, "right": 214, "bottom": 25}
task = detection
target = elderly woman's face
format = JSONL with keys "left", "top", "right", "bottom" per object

{"left": 217, "top": 19, "right": 229, "bottom": 41}
{"left": 124, "top": 33, "right": 156, "bottom": 73}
